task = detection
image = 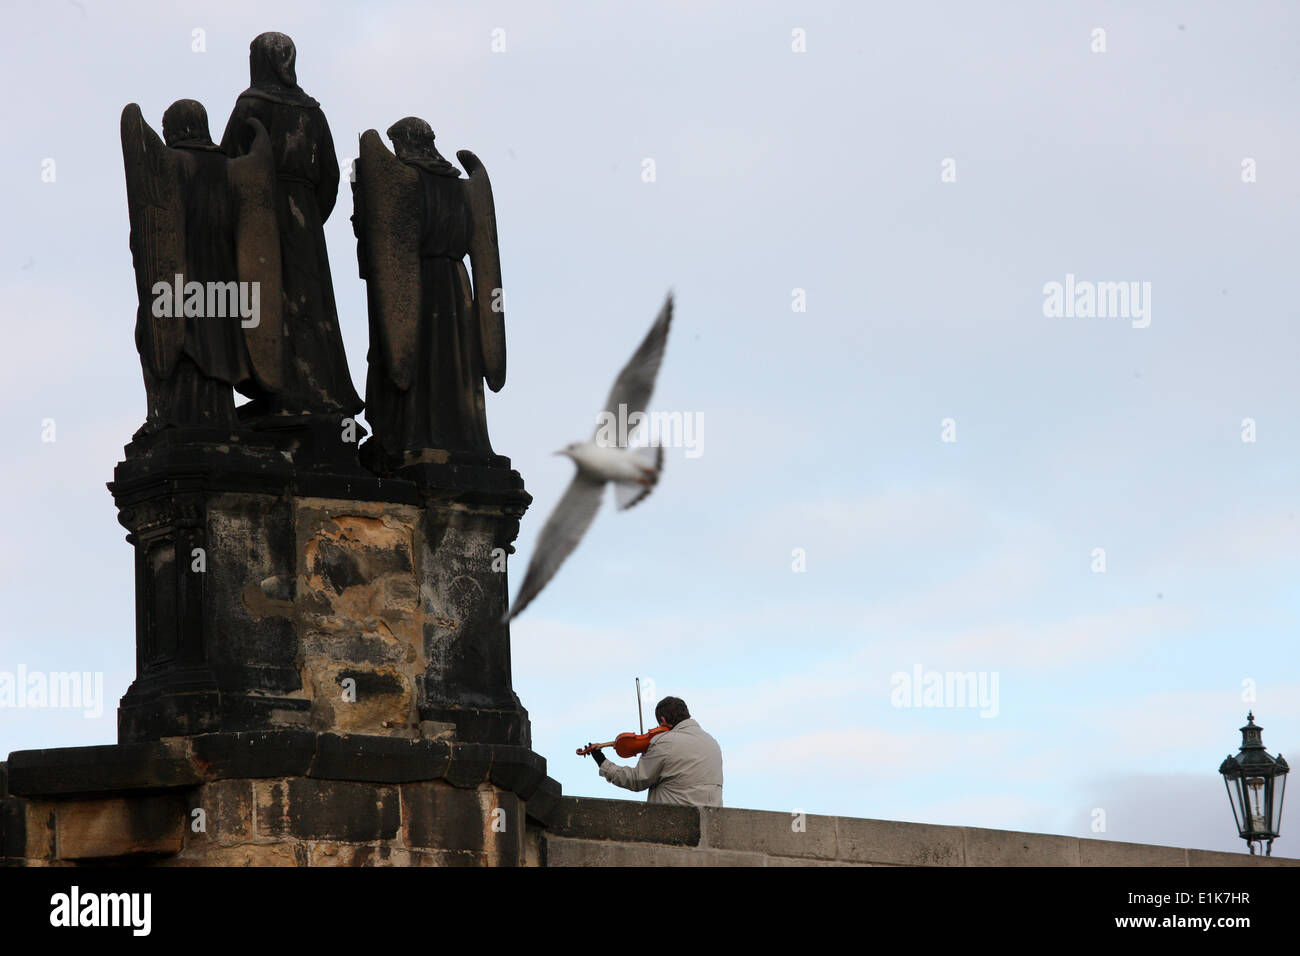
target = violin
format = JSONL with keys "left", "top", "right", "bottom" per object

{"left": 577, "top": 725, "right": 670, "bottom": 758}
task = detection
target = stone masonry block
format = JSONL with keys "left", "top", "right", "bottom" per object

{"left": 1, "top": 793, "right": 25, "bottom": 860}
{"left": 480, "top": 790, "right": 523, "bottom": 865}
{"left": 306, "top": 842, "right": 429, "bottom": 867}
{"left": 189, "top": 731, "right": 318, "bottom": 779}
{"left": 549, "top": 796, "right": 700, "bottom": 847}
{"left": 255, "top": 778, "right": 400, "bottom": 842}
{"left": 764, "top": 855, "right": 867, "bottom": 866}
{"left": 401, "top": 781, "right": 486, "bottom": 853}
{"left": 1187, "top": 848, "right": 1297, "bottom": 866}
{"left": 173, "top": 842, "right": 305, "bottom": 866}
{"left": 24, "top": 802, "right": 55, "bottom": 861}
{"left": 1079, "top": 838, "right": 1188, "bottom": 867}
{"left": 701, "top": 806, "right": 837, "bottom": 860}
{"left": 836, "top": 817, "right": 965, "bottom": 866}
{"left": 192, "top": 779, "right": 254, "bottom": 845}
{"left": 309, "top": 733, "right": 450, "bottom": 783}
{"left": 963, "top": 826, "right": 1080, "bottom": 866}
{"left": 444, "top": 742, "right": 494, "bottom": 788}
{"left": 543, "top": 836, "right": 763, "bottom": 867}
{"left": 55, "top": 794, "right": 186, "bottom": 861}
{"left": 487, "top": 746, "right": 546, "bottom": 800}
{"left": 524, "top": 777, "right": 562, "bottom": 826}
{"left": 8, "top": 740, "right": 198, "bottom": 796}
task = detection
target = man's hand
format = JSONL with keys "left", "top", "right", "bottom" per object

{"left": 585, "top": 744, "right": 606, "bottom": 767}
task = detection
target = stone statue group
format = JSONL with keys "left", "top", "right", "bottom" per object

{"left": 121, "top": 31, "right": 506, "bottom": 467}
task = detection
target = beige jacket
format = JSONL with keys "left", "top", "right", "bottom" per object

{"left": 598, "top": 718, "right": 724, "bottom": 806}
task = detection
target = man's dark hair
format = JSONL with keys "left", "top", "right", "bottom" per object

{"left": 655, "top": 696, "right": 690, "bottom": 727}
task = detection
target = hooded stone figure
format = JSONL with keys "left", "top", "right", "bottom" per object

{"left": 353, "top": 117, "right": 507, "bottom": 466}
{"left": 121, "top": 99, "right": 280, "bottom": 429}
{"left": 221, "top": 32, "right": 362, "bottom": 417}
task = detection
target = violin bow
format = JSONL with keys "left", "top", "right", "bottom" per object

{"left": 636, "top": 677, "right": 644, "bottom": 735}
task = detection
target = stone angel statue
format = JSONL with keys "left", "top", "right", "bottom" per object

{"left": 352, "top": 117, "right": 506, "bottom": 466}
{"left": 121, "top": 99, "right": 282, "bottom": 430}
{"left": 221, "top": 32, "right": 361, "bottom": 418}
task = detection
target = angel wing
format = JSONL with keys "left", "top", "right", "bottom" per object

{"left": 506, "top": 474, "right": 606, "bottom": 621}
{"left": 357, "top": 129, "right": 422, "bottom": 390}
{"left": 457, "top": 149, "right": 506, "bottom": 393}
{"left": 593, "top": 294, "right": 674, "bottom": 444}
{"left": 227, "top": 118, "right": 283, "bottom": 393}
{"left": 121, "top": 103, "right": 185, "bottom": 380}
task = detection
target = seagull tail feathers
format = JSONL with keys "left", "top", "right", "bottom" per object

{"left": 613, "top": 444, "right": 663, "bottom": 511}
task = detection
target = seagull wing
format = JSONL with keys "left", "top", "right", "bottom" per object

{"left": 507, "top": 474, "right": 607, "bottom": 620}
{"left": 593, "top": 293, "right": 674, "bottom": 443}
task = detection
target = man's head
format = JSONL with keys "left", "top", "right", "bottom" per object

{"left": 654, "top": 696, "right": 690, "bottom": 729}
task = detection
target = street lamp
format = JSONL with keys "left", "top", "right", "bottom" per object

{"left": 1219, "top": 712, "right": 1289, "bottom": 855}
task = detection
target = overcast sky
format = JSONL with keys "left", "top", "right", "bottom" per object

{"left": 2, "top": 0, "right": 1298, "bottom": 855}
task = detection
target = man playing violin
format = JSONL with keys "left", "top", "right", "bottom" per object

{"left": 585, "top": 696, "right": 724, "bottom": 807}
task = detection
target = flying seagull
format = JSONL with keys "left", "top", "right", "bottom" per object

{"left": 506, "top": 294, "right": 674, "bottom": 621}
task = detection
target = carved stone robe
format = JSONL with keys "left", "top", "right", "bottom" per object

{"left": 221, "top": 91, "right": 361, "bottom": 416}
{"left": 177, "top": 145, "right": 252, "bottom": 353}
{"left": 358, "top": 164, "right": 493, "bottom": 458}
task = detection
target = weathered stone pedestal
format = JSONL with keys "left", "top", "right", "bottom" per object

{"left": 110, "top": 424, "right": 533, "bottom": 748}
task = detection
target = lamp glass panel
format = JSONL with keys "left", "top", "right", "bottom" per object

{"left": 1245, "top": 776, "right": 1269, "bottom": 837}
{"left": 1224, "top": 776, "right": 1246, "bottom": 836}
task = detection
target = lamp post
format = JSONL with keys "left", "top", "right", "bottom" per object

{"left": 1219, "top": 712, "right": 1288, "bottom": 855}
